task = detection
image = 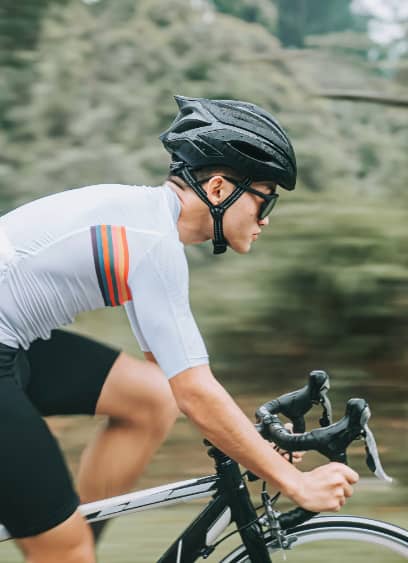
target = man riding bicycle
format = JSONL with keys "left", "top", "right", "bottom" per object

{"left": 0, "top": 96, "right": 358, "bottom": 563}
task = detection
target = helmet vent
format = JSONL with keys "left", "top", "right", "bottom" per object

{"left": 230, "top": 141, "right": 275, "bottom": 162}
{"left": 173, "top": 119, "right": 208, "bottom": 134}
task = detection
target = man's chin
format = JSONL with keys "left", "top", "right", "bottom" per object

{"left": 229, "top": 241, "right": 252, "bottom": 255}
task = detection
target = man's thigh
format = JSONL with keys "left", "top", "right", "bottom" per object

{"left": 25, "top": 329, "right": 121, "bottom": 415}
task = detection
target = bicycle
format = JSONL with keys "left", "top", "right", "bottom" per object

{"left": 0, "top": 371, "right": 406, "bottom": 561}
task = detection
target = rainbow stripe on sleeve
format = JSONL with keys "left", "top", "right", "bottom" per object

{"left": 91, "top": 225, "right": 132, "bottom": 306}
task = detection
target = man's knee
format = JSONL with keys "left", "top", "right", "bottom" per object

{"left": 18, "top": 511, "right": 95, "bottom": 563}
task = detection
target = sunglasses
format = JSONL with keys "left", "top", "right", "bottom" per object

{"left": 198, "top": 175, "right": 279, "bottom": 220}
{"left": 221, "top": 176, "right": 279, "bottom": 220}
{"left": 242, "top": 185, "right": 279, "bottom": 220}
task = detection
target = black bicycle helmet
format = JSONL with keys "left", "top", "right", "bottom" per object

{"left": 160, "top": 96, "right": 297, "bottom": 254}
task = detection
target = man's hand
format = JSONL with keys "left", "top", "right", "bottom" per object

{"left": 290, "top": 462, "right": 359, "bottom": 512}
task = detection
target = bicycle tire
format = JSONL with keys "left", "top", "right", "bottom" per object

{"left": 220, "top": 515, "right": 408, "bottom": 562}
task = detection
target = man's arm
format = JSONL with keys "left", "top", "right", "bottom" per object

{"left": 170, "top": 365, "right": 359, "bottom": 513}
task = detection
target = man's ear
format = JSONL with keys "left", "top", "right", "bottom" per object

{"left": 205, "top": 176, "right": 226, "bottom": 206}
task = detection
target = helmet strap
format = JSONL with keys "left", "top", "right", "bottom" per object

{"left": 172, "top": 162, "right": 251, "bottom": 255}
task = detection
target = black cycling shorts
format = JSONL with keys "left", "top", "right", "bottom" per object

{"left": 0, "top": 330, "right": 120, "bottom": 538}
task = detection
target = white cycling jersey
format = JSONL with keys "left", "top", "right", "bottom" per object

{"left": 0, "top": 184, "right": 208, "bottom": 378}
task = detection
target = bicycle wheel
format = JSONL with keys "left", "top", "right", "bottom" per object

{"left": 220, "top": 515, "right": 408, "bottom": 562}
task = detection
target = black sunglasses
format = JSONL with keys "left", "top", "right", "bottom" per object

{"left": 242, "top": 185, "right": 279, "bottom": 220}
{"left": 221, "top": 176, "right": 279, "bottom": 220}
{"left": 199, "top": 175, "right": 279, "bottom": 220}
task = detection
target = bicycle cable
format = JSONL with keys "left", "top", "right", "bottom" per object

{"left": 206, "top": 480, "right": 281, "bottom": 553}
{"left": 262, "top": 480, "right": 281, "bottom": 505}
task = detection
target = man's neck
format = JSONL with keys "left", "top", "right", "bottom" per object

{"left": 166, "top": 181, "right": 212, "bottom": 245}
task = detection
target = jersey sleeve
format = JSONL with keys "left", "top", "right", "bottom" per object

{"left": 124, "top": 300, "right": 150, "bottom": 352}
{"left": 125, "top": 235, "right": 209, "bottom": 379}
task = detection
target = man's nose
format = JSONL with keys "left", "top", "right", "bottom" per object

{"left": 258, "top": 216, "right": 269, "bottom": 226}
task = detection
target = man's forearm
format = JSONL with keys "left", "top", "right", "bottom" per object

{"left": 170, "top": 367, "right": 301, "bottom": 499}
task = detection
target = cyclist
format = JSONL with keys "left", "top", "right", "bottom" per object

{"left": 0, "top": 96, "right": 358, "bottom": 563}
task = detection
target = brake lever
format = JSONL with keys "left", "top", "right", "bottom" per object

{"left": 359, "top": 405, "right": 392, "bottom": 482}
{"left": 318, "top": 382, "right": 332, "bottom": 427}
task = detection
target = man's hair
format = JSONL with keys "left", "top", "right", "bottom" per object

{"left": 167, "top": 166, "right": 245, "bottom": 190}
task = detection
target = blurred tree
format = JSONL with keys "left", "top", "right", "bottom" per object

{"left": 353, "top": 0, "right": 408, "bottom": 84}
{"left": 0, "top": 0, "right": 69, "bottom": 60}
{"left": 277, "top": 0, "right": 306, "bottom": 47}
{"left": 0, "top": 0, "right": 69, "bottom": 130}
{"left": 304, "top": 0, "right": 365, "bottom": 35}
{"left": 212, "top": 0, "right": 368, "bottom": 48}
{"left": 212, "top": 0, "right": 257, "bottom": 21}
{"left": 212, "top": 0, "right": 277, "bottom": 33}
{"left": 275, "top": 0, "right": 367, "bottom": 48}
{"left": 2, "top": 0, "right": 405, "bottom": 205}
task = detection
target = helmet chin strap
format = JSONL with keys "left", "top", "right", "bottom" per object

{"left": 170, "top": 162, "right": 251, "bottom": 254}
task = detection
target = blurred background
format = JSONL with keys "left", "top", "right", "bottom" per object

{"left": 0, "top": 0, "right": 407, "bottom": 561}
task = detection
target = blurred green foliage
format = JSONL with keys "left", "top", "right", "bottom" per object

{"left": 191, "top": 193, "right": 407, "bottom": 381}
{"left": 0, "top": 0, "right": 407, "bottom": 383}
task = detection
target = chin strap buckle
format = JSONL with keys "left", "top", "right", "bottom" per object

{"left": 210, "top": 206, "right": 227, "bottom": 255}
{"left": 212, "top": 240, "right": 227, "bottom": 254}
